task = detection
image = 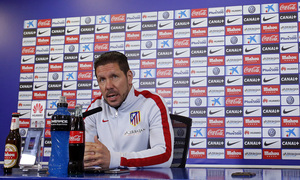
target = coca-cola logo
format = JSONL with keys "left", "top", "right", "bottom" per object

{"left": 174, "top": 39, "right": 190, "bottom": 48}
{"left": 280, "top": 3, "right": 297, "bottom": 12}
{"left": 94, "top": 43, "right": 109, "bottom": 51}
{"left": 111, "top": 14, "right": 126, "bottom": 23}
{"left": 226, "top": 97, "right": 243, "bottom": 106}
{"left": 38, "top": 19, "right": 51, "bottom": 27}
{"left": 261, "top": 34, "right": 279, "bottom": 43}
{"left": 69, "top": 132, "right": 84, "bottom": 144}
{"left": 67, "top": 100, "right": 76, "bottom": 108}
{"left": 78, "top": 72, "right": 93, "bottom": 80}
{"left": 243, "top": 65, "right": 261, "bottom": 75}
{"left": 207, "top": 128, "right": 224, "bottom": 138}
{"left": 191, "top": 8, "right": 208, "bottom": 17}
{"left": 156, "top": 69, "right": 173, "bottom": 77}
{"left": 22, "top": 47, "right": 35, "bottom": 55}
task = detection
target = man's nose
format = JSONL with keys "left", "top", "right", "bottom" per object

{"left": 105, "top": 78, "right": 114, "bottom": 89}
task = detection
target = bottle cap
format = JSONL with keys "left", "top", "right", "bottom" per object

{"left": 58, "top": 96, "right": 67, "bottom": 104}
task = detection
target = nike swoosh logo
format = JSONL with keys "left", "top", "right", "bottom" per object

{"left": 38, "top": 30, "right": 48, "bottom": 35}
{"left": 192, "top": 20, "right": 205, "bottom": 26}
{"left": 51, "top": 56, "right": 60, "bottom": 61}
{"left": 47, "top": 112, "right": 53, "bottom": 116}
{"left": 227, "top": 18, "right": 239, "bottom": 24}
{"left": 142, "top": 52, "right": 153, "bottom": 57}
{"left": 174, "top": 110, "right": 186, "bottom": 115}
{"left": 227, "top": 78, "right": 240, "bottom": 84}
{"left": 35, "top": 84, "right": 45, "bottom": 89}
{"left": 227, "top": 141, "right": 240, "bottom": 146}
{"left": 283, "top": 109, "right": 297, "bottom": 114}
{"left": 67, "top": 28, "right": 77, "bottom": 33}
{"left": 22, "top": 57, "right": 32, "bottom": 62}
{"left": 175, "top": 51, "right": 187, "bottom": 56}
{"left": 80, "top": 55, "right": 92, "bottom": 60}
{"left": 263, "top": 77, "right": 277, "bottom": 83}
{"left": 102, "top": 120, "right": 109, "bottom": 122}
{"left": 209, "top": 49, "right": 222, "bottom": 54}
{"left": 263, "top": 16, "right": 276, "bottom": 22}
{"left": 64, "top": 84, "right": 74, "bottom": 88}
{"left": 245, "top": 109, "right": 259, "bottom": 114}
{"left": 127, "top": 24, "right": 139, "bottom": 29}
{"left": 245, "top": 47, "right": 258, "bottom": 52}
{"left": 19, "top": 112, "right": 29, "bottom": 117}
{"left": 97, "top": 26, "right": 107, "bottom": 31}
{"left": 192, "top": 79, "right": 204, "bottom": 85}
{"left": 157, "top": 81, "right": 169, "bottom": 86}
{"left": 191, "top": 141, "right": 205, "bottom": 146}
{"left": 94, "top": 83, "right": 98, "bottom": 87}
{"left": 159, "top": 22, "right": 171, "bottom": 28}
{"left": 209, "top": 109, "right": 222, "bottom": 115}
{"left": 281, "top": 46, "right": 295, "bottom": 51}
{"left": 264, "top": 141, "right": 277, "bottom": 146}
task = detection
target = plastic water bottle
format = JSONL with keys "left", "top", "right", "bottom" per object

{"left": 48, "top": 96, "right": 71, "bottom": 176}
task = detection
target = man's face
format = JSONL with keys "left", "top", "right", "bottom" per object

{"left": 96, "top": 63, "right": 133, "bottom": 108}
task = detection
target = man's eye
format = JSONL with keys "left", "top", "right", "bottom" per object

{"left": 113, "top": 75, "right": 118, "bottom": 79}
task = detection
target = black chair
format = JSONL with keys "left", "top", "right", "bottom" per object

{"left": 170, "top": 114, "right": 192, "bottom": 168}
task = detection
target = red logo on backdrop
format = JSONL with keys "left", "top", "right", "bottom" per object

{"left": 95, "top": 33, "right": 110, "bottom": 42}
{"left": 46, "top": 119, "right": 51, "bottom": 128}
{"left": 126, "top": 32, "right": 141, "bottom": 41}
{"left": 207, "top": 118, "right": 224, "bottom": 127}
{"left": 190, "top": 87, "right": 207, "bottom": 97}
{"left": 78, "top": 71, "right": 93, "bottom": 80}
{"left": 111, "top": 14, "right": 126, "bottom": 23}
{"left": 21, "top": 64, "right": 34, "bottom": 73}
{"left": 280, "top": 54, "right": 298, "bottom": 63}
{"left": 191, "top": 8, "right": 208, "bottom": 18}
{"left": 156, "top": 88, "right": 172, "bottom": 98}
{"left": 263, "top": 149, "right": 281, "bottom": 159}
{"left": 33, "top": 91, "right": 47, "bottom": 100}
{"left": 38, "top": 19, "right": 51, "bottom": 27}
{"left": 261, "top": 24, "right": 279, "bottom": 33}
{"left": 243, "top": 65, "right": 261, "bottom": 75}
{"left": 45, "top": 128, "right": 51, "bottom": 138}
{"left": 207, "top": 128, "right": 225, "bottom": 138}
{"left": 282, "top": 117, "right": 300, "bottom": 127}
{"left": 69, "top": 131, "right": 84, "bottom": 144}
{"left": 94, "top": 43, "right": 109, "bottom": 51}
{"left": 243, "top": 55, "right": 261, "bottom": 64}
{"left": 78, "top": 62, "right": 93, "bottom": 71}
{"left": 244, "top": 117, "right": 262, "bottom": 127}
{"left": 279, "top": 2, "right": 297, "bottom": 12}
{"left": 49, "top": 63, "right": 63, "bottom": 72}
{"left": 62, "top": 90, "right": 77, "bottom": 99}
{"left": 226, "top": 86, "right": 243, "bottom": 96}
{"left": 65, "top": 35, "right": 79, "bottom": 44}
{"left": 225, "top": 25, "right": 243, "bottom": 35}
{"left": 261, "top": 34, "right": 279, "bottom": 44}
{"left": 157, "top": 30, "right": 173, "bottom": 39}
{"left": 189, "top": 149, "right": 206, "bottom": 159}
{"left": 19, "top": 119, "right": 30, "bottom": 128}
{"left": 141, "top": 59, "right": 156, "bottom": 69}
{"left": 191, "top": 28, "right": 207, "bottom": 37}
{"left": 226, "top": 97, "right": 243, "bottom": 106}
{"left": 226, "top": 149, "right": 243, "bottom": 159}
{"left": 156, "top": 68, "right": 173, "bottom": 78}
{"left": 262, "top": 85, "right": 280, "bottom": 95}
{"left": 22, "top": 46, "right": 35, "bottom": 55}
{"left": 174, "top": 38, "right": 190, "bottom": 48}
{"left": 67, "top": 100, "right": 76, "bottom": 109}
{"left": 174, "top": 58, "right": 190, "bottom": 67}
{"left": 92, "top": 90, "right": 101, "bottom": 99}
{"left": 36, "top": 37, "right": 50, "bottom": 46}
{"left": 208, "top": 56, "right": 225, "bottom": 66}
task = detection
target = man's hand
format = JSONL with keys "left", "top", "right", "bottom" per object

{"left": 84, "top": 136, "right": 111, "bottom": 169}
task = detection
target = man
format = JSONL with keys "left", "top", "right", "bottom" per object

{"left": 84, "top": 51, "right": 174, "bottom": 169}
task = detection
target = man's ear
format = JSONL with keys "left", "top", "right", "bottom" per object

{"left": 127, "top": 70, "right": 133, "bottom": 84}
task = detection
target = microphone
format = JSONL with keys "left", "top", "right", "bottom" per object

{"left": 83, "top": 107, "right": 102, "bottom": 118}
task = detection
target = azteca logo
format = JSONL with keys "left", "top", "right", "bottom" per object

{"left": 33, "top": 103, "right": 43, "bottom": 113}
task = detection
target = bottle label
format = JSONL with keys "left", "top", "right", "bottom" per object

{"left": 69, "top": 131, "right": 84, "bottom": 144}
{"left": 10, "top": 117, "right": 19, "bottom": 130}
{"left": 4, "top": 144, "right": 18, "bottom": 168}
{"left": 51, "top": 118, "right": 70, "bottom": 131}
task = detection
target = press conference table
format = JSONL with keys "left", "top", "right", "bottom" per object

{"left": 1, "top": 166, "right": 300, "bottom": 179}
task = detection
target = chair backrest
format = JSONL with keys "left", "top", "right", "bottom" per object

{"left": 170, "top": 114, "right": 192, "bottom": 168}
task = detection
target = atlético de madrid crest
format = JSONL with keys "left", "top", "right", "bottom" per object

{"left": 130, "top": 111, "right": 141, "bottom": 126}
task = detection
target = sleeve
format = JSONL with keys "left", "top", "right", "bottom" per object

{"left": 84, "top": 100, "right": 100, "bottom": 143}
{"left": 111, "top": 94, "right": 174, "bottom": 168}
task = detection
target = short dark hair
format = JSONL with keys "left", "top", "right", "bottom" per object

{"left": 94, "top": 51, "right": 130, "bottom": 75}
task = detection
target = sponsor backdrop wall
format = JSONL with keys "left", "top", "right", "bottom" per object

{"left": 1, "top": 0, "right": 300, "bottom": 167}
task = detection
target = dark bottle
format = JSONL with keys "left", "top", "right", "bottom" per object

{"left": 68, "top": 105, "right": 85, "bottom": 175}
{"left": 48, "top": 96, "right": 71, "bottom": 177}
{"left": 4, "top": 113, "right": 21, "bottom": 174}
